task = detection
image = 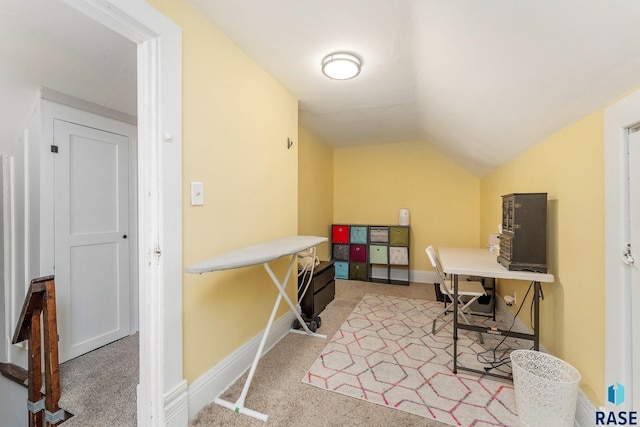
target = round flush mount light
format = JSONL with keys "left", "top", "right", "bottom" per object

{"left": 321, "top": 52, "right": 361, "bottom": 80}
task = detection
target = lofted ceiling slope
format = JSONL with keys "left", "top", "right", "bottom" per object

{"left": 3, "top": 1, "right": 640, "bottom": 176}
{"left": 188, "top": 0, "right": 640, "bottom": 176}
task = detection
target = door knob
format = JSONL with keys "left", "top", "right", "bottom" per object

{"left": 123, "top": 234, "right": 127, "bottom": 239}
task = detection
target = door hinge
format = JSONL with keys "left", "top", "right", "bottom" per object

{"left": 50, "top": 145, "right": 59, "bottom": 153}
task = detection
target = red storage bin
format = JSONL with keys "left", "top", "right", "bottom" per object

{"left": 350, "top": 244, "right": 367, "bottom": 262}
{"left": 332, "top": 225, "right": 350, "bottom": 243}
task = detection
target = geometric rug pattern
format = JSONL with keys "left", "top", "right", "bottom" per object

{"left": 303, "top": 294, "right": 525, "bottom": 426}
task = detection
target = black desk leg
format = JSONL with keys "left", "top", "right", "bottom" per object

{"left": 453, "top": 274, "right": 458, "bottom": 374}
{"left": 491, "top": 278, "right": 496, "bottom": 321}
{"left": 534, "top": 281, "right": 540, "bottom": 351}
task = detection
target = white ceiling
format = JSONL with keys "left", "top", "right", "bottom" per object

{"left": 189, "top": 0, "right": 640, "bottom": 176}
{"left": 3, "top": 1, "right": 640, "bottom": 176}
{"left": 0, "top": 0, "right": 135, "bottom": 152}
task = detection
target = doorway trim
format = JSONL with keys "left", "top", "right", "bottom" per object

{"left": 604, "top": 88, "right": 640, "bottom": 411}
{"left": 62, "top": 0, "right": 186, "bottom": 425}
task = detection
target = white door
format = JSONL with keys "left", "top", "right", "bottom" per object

{"left": 629, "top": 128, "right": 640, "bottom": 410}
{"left": 54, "top": 119, "right": 130, "bottom": 362}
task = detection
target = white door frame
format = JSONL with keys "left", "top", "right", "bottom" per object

{"left": 62, "top": 1, "right": 186, "bottom": 425}
{"left": 604, "top": 88, "right": 640, "bottom": 411}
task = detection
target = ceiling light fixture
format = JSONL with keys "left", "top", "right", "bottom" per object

{"left": 322, "top": 52, "right": 361, "bottom": 80}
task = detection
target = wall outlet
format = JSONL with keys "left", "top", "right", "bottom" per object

{"left": 504, "top": 291, "right": 517, "bottom": 306}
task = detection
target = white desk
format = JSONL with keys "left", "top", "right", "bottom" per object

{"left": 186, "top": 236, "right": 328, "bottom": 421}
{"left": 438, "top": 247, "right": 554, "bottom": 379}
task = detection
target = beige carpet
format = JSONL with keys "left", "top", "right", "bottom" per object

{"left": 59, "top": 333, "right": 138, "bottom": 426}
{"left": 191, "top": 280, "right": 451, "bottom": 426}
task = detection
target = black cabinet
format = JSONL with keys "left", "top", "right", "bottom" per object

{"left": 498, "top": 193, "right": 547, "bottom": 273}
{"left": 298, "top": 261, "right": 335, "bottom": 318}
{"left": 469, "top": 277, "right": 496, "bottom": 320}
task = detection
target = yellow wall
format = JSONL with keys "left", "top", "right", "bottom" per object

{"left": 480, "top": 110, "right": 605, "bottom": 405}
{"left": 298, "top": 126, "right": 333, "bottom": 260}
{"left": 140, "top": 0, "right": 606, "bottom": 407}
{"left": 334, "top": 141, "right": 480, "bottom": 270}
{"left": 148, "top": 0, "right": 299, "bottom": 382}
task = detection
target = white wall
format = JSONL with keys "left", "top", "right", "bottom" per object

{"left": 0, "top": 94, "right": 41, "bottom": 366}
{"left": 0, "top": 154, "right": 5, "bottom": 360}
{"left": 1, "top": 94, "right": 139, "bottom": 367}
{"left": 3, "top": 101, "right": 41, "bottom": 368}
{"left": 7, "top": 136, "right": 28, "bottom": 368}
{"left": 0, "top": 375, "right": 28, "bottom": 426}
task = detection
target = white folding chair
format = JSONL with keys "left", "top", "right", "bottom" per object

{"left": 426, "top": 246, "right": 486, "bottom": 343}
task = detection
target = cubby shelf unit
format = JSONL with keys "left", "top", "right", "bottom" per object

{"left": 331, "top": 224, "right": 410, "bottom": 286}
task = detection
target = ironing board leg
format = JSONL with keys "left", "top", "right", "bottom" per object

{"left": 264, "top": 262, "right": 327, "bottom": 339}
{"left": 214, "top": 254, "right": 325, "bottom": 422}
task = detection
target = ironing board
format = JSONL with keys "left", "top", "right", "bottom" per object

{"left": 185, "top": 235, "right": 328, "bottom": 421}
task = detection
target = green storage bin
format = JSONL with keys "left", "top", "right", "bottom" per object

{"left": 389, "top": 226, "right": 409, "bottom": 246}
{"left": 349, "top": 262, "right": 367, "bottom": 281}
{"left": 369, "top": 245, "right": 388, "bottom": 264}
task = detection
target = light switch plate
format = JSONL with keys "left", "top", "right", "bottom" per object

{"left": 191, "top": 182, "right": 204, "bottom": 206}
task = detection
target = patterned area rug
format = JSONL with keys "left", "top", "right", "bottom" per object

{"left": 303, "top": 294, "right": 525, "bottom": 426}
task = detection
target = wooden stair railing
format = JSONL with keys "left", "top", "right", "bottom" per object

{"left": 12, "top": 276, "right": 63, "bottom": 427}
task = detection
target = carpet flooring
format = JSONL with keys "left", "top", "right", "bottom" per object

{"left": 303, "top": 293, "right": 522, "bottom": 426}
{"left": 59, "top": 333, "right": 138, "bottom": 426}
{"left": 55, "top": 280, "right": 523, "bottom": 426}
{"left": 191, "top": 280, "right": 525, "bottom": 426}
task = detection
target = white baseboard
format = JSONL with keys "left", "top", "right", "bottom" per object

{"left": 410, "top": 270, "right": 479, "bottom": 286}
{"left": 185, "top": 281, "right": 599, "bottom": 425}
{"left": 187, "top": 311, "right": 297, "bottom": 419}
{"left": 164, "top": 379, "right": 189, "bottom": 427}
{"left": 496, "top": 295, "right": 599, "bottom": 426}
{"left": 410, "top": 269, "right": 438, "bottom": 284}
{"left": 574, "top": 392, "right": 597, "bottom": 427}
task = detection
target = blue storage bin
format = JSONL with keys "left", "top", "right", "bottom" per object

{"left": 350, "top": 226, "right": 368, "bottom": 244}
{"left": 335, "top": 261, "right": 349, "bottom": 279}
